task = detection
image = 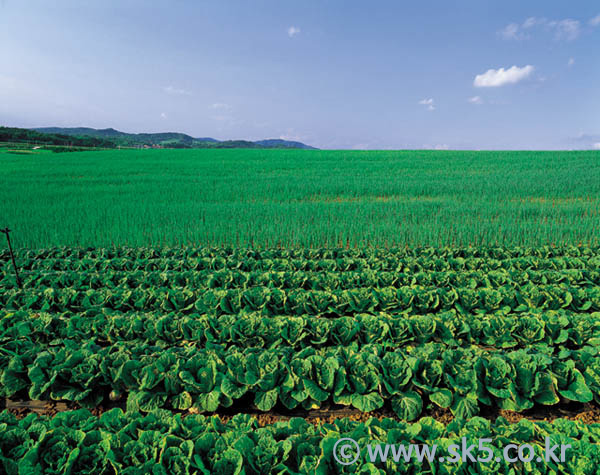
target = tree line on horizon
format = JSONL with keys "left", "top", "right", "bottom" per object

{"left": 0, "top": 126, "right": 117, "bottom": 149}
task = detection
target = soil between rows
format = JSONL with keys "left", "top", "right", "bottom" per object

{"left": 3, "top": 398, "right": 600, "bottom": 426}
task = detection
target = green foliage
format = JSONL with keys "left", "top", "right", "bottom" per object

{"left": 1, "top": 243, "right": 599, "bottom": 473}
{"left": 7, "top": 267, "right": 600, "bottom": 291}
{"left": 1, "top": 246, "right": 600, "bottom": 422}
{"left": 2, "top": 338, "right": 600, "bottom": 418}
{"left": 2, "top": 282, "right": 599, "bottom": 315}
{"left": 31, "top": 127, "right": 315, "bottom": 149}
{"left": 2, "top": 149, "right": 600, "bottom": 247}
{"left": 0, "top": 126, "right": 116, "bottom": 148}
{"left": 1, "top": 410, "right": 599, "bottom": 474}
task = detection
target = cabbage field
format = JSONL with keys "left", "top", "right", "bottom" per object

{"left": 1, "top": 149, "right": 600, "bottom": 473}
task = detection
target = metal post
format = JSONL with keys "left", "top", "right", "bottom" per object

{"left": 1, "top": 228, "right": 22, "bottom": 289}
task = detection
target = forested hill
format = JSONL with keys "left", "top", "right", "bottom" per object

{"left": 33, "top": 127, "right": 317, "bottom": 149}
{"left": 0, "top": 126, "right": 116, "bottom": 148}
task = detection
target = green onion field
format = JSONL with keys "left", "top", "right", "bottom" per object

{"left": 3, "top": 148, "right": 600, "bottom": 248}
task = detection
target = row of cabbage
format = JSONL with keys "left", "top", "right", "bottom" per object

{"left": 5, "top": 245, "right": 600, "bottom": 259}
{"left": 1, "top": 409, "right": 599, "bottom": 474}
{"left": 4, "top": 268, "right": 600, "bottom": 290}
{"left": 2, "top": 285, "right": 598, "bottom": 314}
{"left": 2, "top": 340, "right": 599, "bottom": 419}
{"left": 2, "top": 409, "right": 599, "bottom": 474}
{"left": 2, "top": 310, "right": 598, "bottom": 351}
{"left": 4, "top": 245, "right": 599, "bottom": 260}
{"left": 4, "top": 255, "right": 600, "bottom": 273}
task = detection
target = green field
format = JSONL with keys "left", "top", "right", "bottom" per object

{"left": 2, "top": 148, "right": 600, "bottom": 248}
{"left": 3, "top": 148, "right": 600, "bottom": 473}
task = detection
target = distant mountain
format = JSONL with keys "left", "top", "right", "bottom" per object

{"left": 255, "top": 139, "right": 316, "bottom": 149}
{"left": 35, "top": 127, "right": 131, "bottom": 138}
{"left": 33, "top": 127, "right": 316, "bottom": 149}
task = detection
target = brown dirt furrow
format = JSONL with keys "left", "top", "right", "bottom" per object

{"left": 5, "top": 399, "right": 600, "bottom": 426}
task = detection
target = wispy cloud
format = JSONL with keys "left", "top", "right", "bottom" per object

{"left": 418, "top": 98, "right": 435, "bottom": 111}
{"left": 287, "top": 26, "right": 301, "bottom": 38}
{"left": 210, "top": 103, "right": 231, "bottom": 110}
{"left": 468, "top": 96, "right": 483, "bottom": 105}
{"left": 160, "top": 112, "right": 167, "bottom": 119}
{"left": 568, "top": 57, "right": 575, "bottom": 67}
{"left": 208, "top": 103, "right": 239, "bottom": 127}
{"left": 590, "top": 14, "right": 600, "bottom": 27}
{"left": 279, "top": 128, "right": 309, "bottom": 142}
{"left": 422, "top": 143, "right": 450, "bottom": 150}
{"left": 163, "top": 85, "right": 191, "bottom": 96}
{"left": 569, "top": 133, "right": 600, "bottom": 150}
{"left": 500, "top": 17, "right": 581, "bottom": 41}
{"left": 474, "top": 65, "right": 534, "bottom": 87}
{"left": 500, "top": 23, "right": 525, "bottom": 40}
{"left": 211, "top": 115, "right": 231, "bottom": 122}
{"left": 573, "top": 133, "right": 600, "bottom": 141}
{"left": 550, "top": 19, "right": 581, "bottom": 41}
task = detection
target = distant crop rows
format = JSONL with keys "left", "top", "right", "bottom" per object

{"left": 3, "top": 284, "right": 600, "bottom": 314}
{"left": 2, "top": 309, "right": 598, "bottom": 350}
{"left": 5, "top": 268, "right": 600, "bottom": 290}
{"left": 2, "top": 148, "right": 600, "bottom": 247}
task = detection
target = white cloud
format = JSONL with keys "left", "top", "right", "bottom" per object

{"left": 468, "top": 96, "right": 483, "bottom": 105}
{"left": 279, "top": 128, "right": 307, "bottom": 142}
{"left": 500, "top": 17, "right": 580, "bottom": 41}
{"left": 160, "top": 112, "right": 167, "bottom": 119}
{"left": 474, "top": 65, "right": 534, "bottom": 87}
{"left": 549, "top": 19, "right": 581, "bottom": 41}
{"left": 210, "top": 103, "right": 231, "bottom": 110}
{"left": 287, "top": 26, "right": 301, "bottom": 37}
{"left": 522, "top": 17, "right": 539, "bottom": 29}
{"left": 571, "top": 133, "right": 600, "bottom": 148}
{"left": 418, "top": 98, "right": 435, "bottom": 110}
{"left": 568, "top": 57, "right": 575, "bottom": 66}
{"left": 434, "top": 144, "right": 449, "bottom": 150}
{"left": 164, "top": 85, "right": 191, "bottom": 96}
{"left": 500, "top": 22, "right": 527, "bottom": 40}
{"left": 590, "top": 14, "right": 600, "bottom": 27}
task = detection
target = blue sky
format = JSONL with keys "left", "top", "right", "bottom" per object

{"left": 1, "top": 0, "right": 599, "bottom": 149}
